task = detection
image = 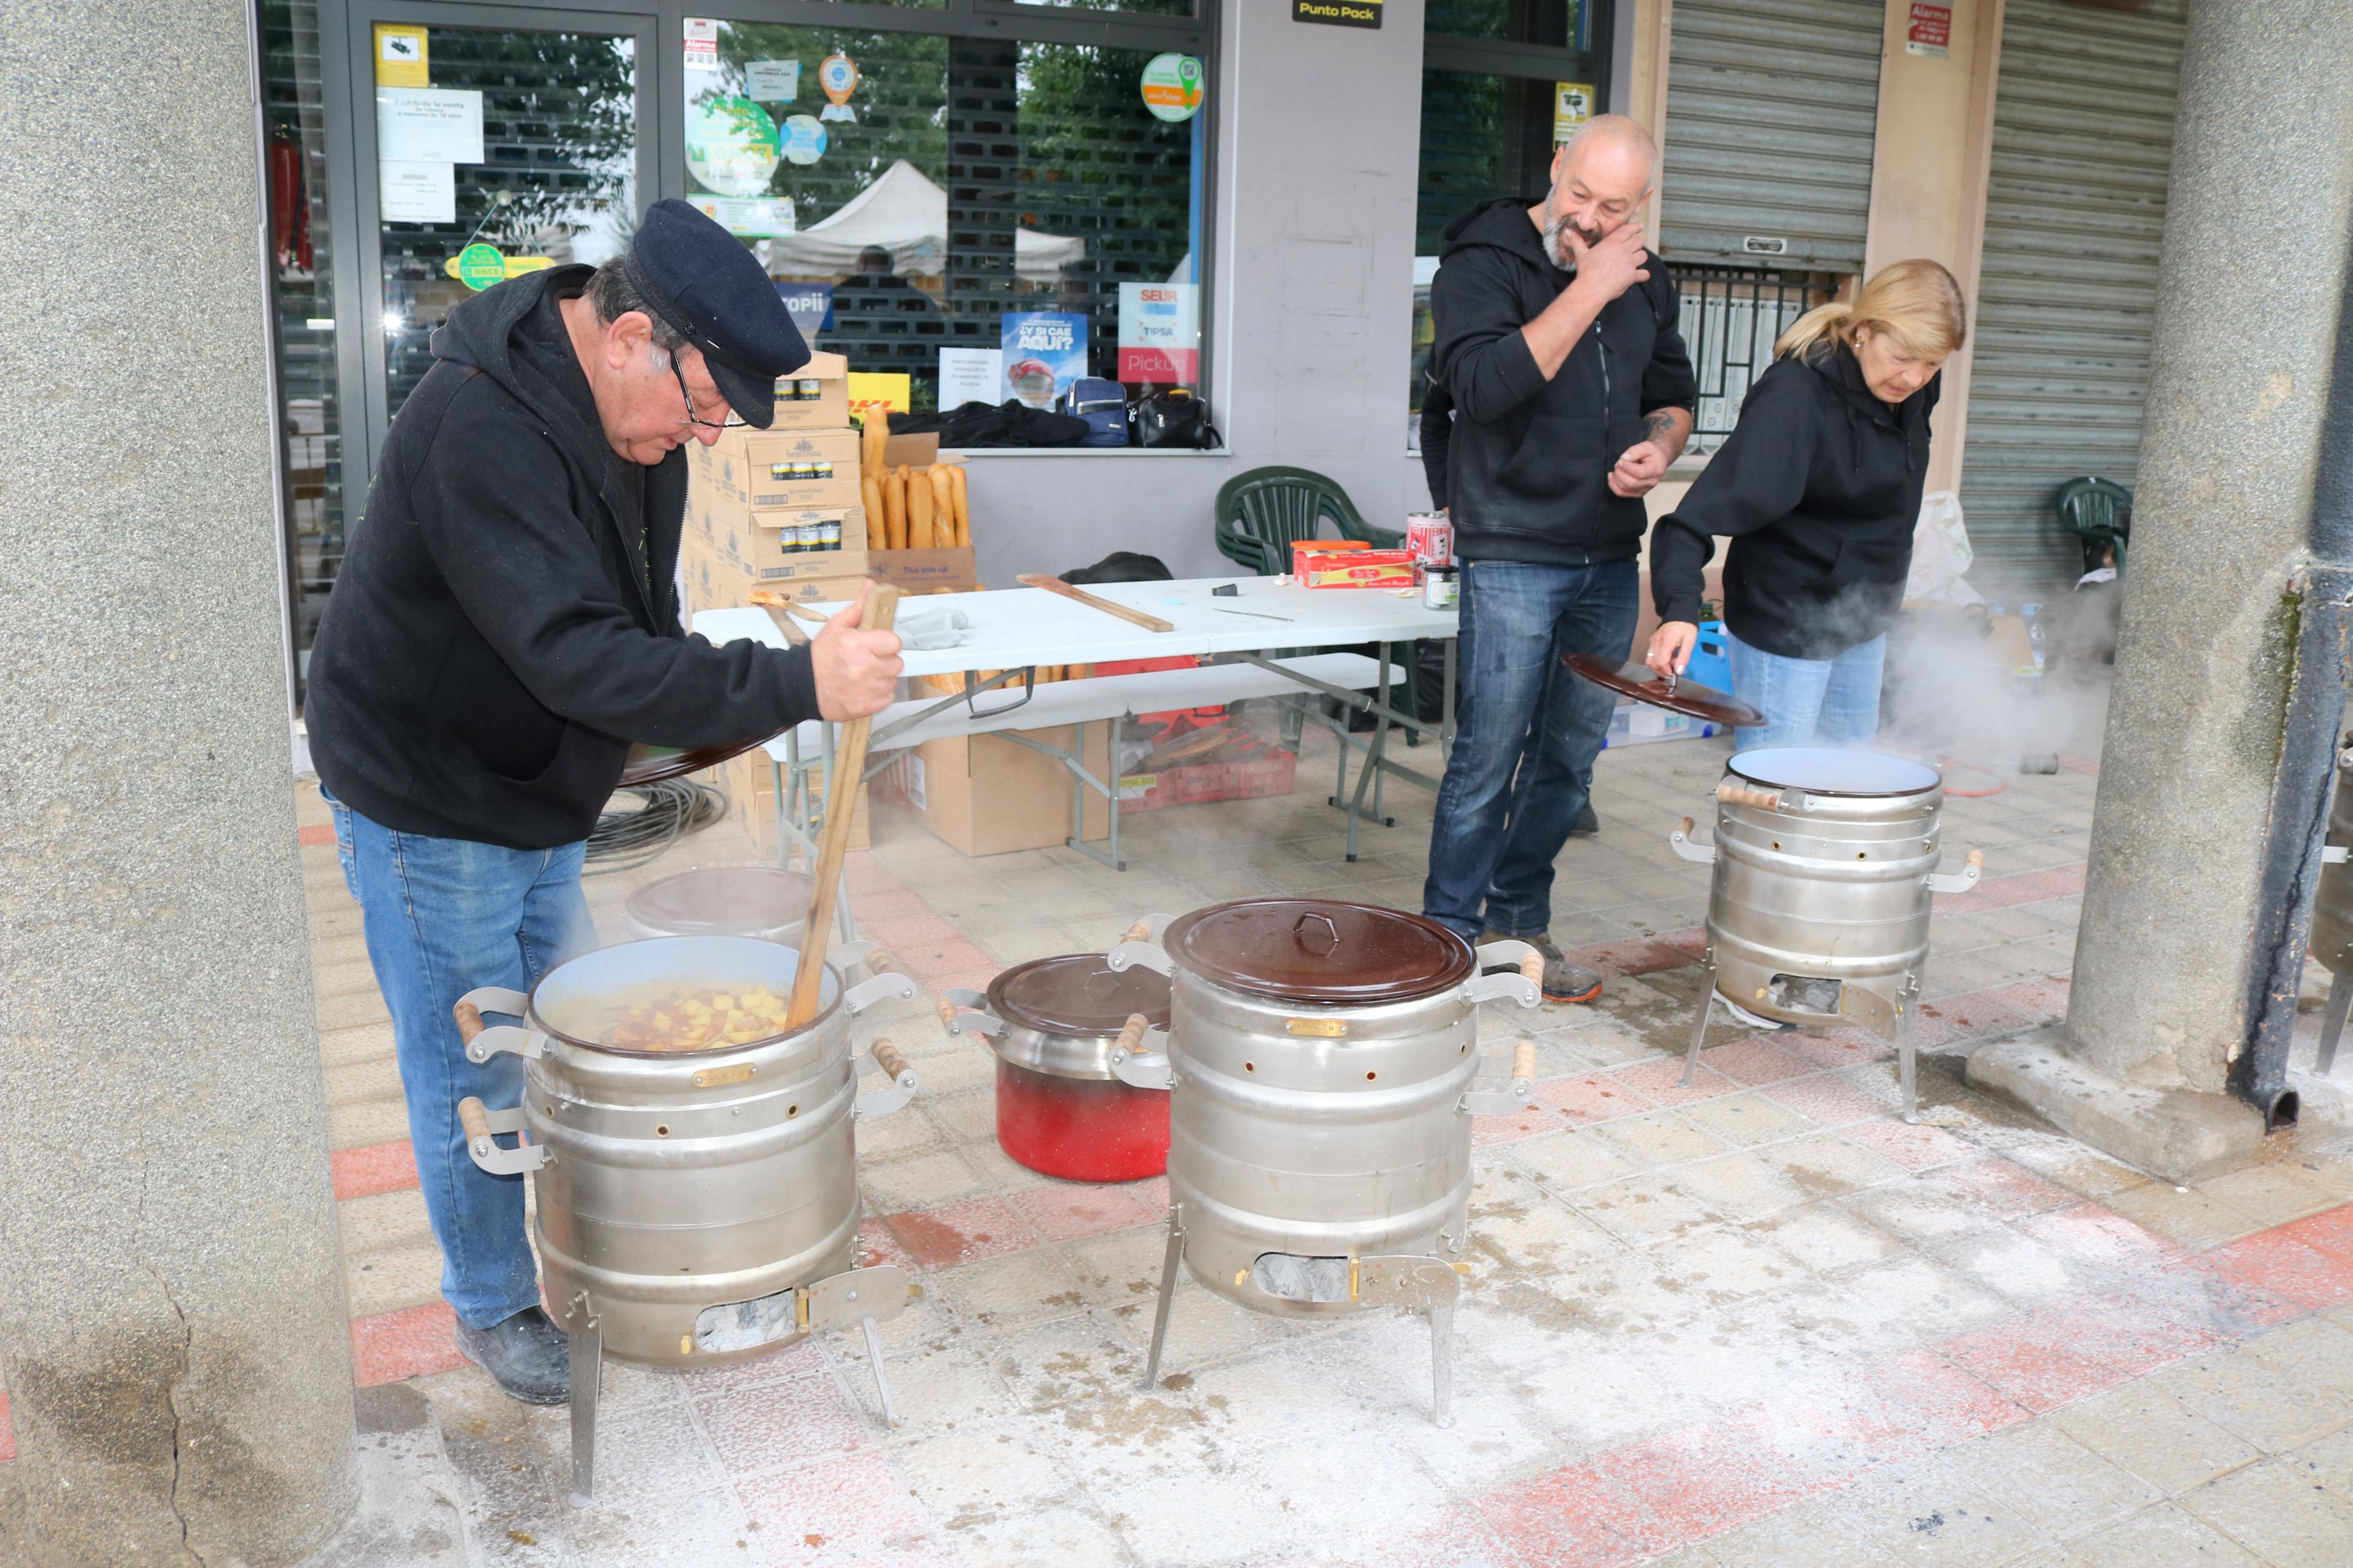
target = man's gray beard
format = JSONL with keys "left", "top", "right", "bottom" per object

{"left": 1537, "top": 195, "right": 1593, "bottom": 273}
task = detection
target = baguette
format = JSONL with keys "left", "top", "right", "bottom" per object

{"left": 906, "top": 464, "right": 936, "bottom": 549}
{"left": 945, "top": 462, "right": 969, "bottom": 545}
{"left": 862, "top": 408, "right": 888, "bottom": 478}
{"left": 861, "top": 476, "right": 885, "bottom": 547}
{"left": 927, "top": 465, "right": 955, "bottom": 550}
{"left": 882, "top": 467, "right": 908, "bottom": 550}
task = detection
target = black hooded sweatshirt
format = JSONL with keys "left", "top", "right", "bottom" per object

{"left": 1427, "top": 198, "right": 1698, "bottom": 566}
{"left": 1649, "top": 344, "right": 1940, "bottom": 662}
{"left": 305, "top": 265, "right": 818, "bottom": 851}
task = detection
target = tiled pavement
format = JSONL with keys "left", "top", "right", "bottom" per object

{"left": 13, "top": 724, "right": 2353, "bottom": 1567}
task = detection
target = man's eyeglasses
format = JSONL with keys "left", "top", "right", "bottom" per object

{"left": 672, "top": 357, "right": 730, "bottom": 433}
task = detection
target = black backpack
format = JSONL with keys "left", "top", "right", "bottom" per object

{"left": 1130, "top": 389, "right": 1222, "bottom": 450}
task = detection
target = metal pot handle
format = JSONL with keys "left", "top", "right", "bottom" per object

{"left": 1462, "top": 969, "right": 1541, "bottom": 1008}
{"left": 854, "top": 1039, "right": 918, "bottom": 1119}
{"left": 934, "top": 992, "right": 1003, "bottom": 1037}
{"left": 844, "top": 972, "right": 917, "bottom": 1015}
{"left": 457, "top": 1096, "right": 550, "bottom": 1175}
{"left": 1119, "top": 912, "right": 1176, "bottom": 946}
{"left": 455, "top": 997, "right": 543, "bottom": 1064}
{"left": 1474, "top": 940, "right": 1544, "bottom": 988}
{"left": 1108, "top": 1013, "right": 1173, "bottom": 1090}
{"left": 1670, "top": 816, "right": 1717, "bottom": 865}
{"left": 1925, "top": 847, "right": 1985, "bottom": 894}
{"left": 1459, "top": 1041, "right": 1538, "bottom": 1115}
{"left": 1106, "top": 940, "right": 1176, "bottom": 976}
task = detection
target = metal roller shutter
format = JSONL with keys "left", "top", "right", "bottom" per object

{"left": 1660, "top": 0, "right": 1885, "bottom": 272}
{"left": 1959, "top": 0, "right": 2188, "bottom": 595}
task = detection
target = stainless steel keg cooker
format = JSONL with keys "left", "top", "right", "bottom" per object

{"left": 1669, "top": 749, "right": 1981, "bottom": 1122}
{"left": 453, "top": 934, "right": 921, "bottom": 1504}
{"left": 1108, "top": 899, "right": 1541, "bottom": 1424}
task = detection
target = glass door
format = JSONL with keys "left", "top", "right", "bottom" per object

{"left": 328, "top": 2, "right": 658, "bottom": 482}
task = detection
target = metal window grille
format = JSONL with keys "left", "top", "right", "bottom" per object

{"left": 1669, "top": 264, "right": 1836, "bottom": 454}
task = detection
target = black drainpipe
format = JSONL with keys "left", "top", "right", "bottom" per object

{"left": 2234, "top": 251, "right": 2353, "bottom": 1130}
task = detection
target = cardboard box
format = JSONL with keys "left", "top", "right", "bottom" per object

{"left": 1300, "top": 549, "right": 1415, "bottom": 589}
{"left": 768, "top": 350, "right": 850, "bottom": 431}
{"left": 907, "top": 725, "right": 1110, "bottom": 858}
{"left": 718, "top": 746, "right": 868, "bottom": 856}
{"left": 867, "top": 547, "right": 977, "bottom": 594}
{"left": 695, "top": 428, "right": 863, "bottom": 510}
{"left": 1291, "top": 539, "right": 1369, "bottom": 578}
{"left": 687, "top": 483, "right": 869, "bottom": 586}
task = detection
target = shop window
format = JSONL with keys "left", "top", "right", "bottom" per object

{"left": 1412, "top": 5, "right": 1607, "bottom": 457}
{"left": 687, "top": 15, "right": 1206, "bottom": 414}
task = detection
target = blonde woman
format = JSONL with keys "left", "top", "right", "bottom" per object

{"left": 1645, "top": 259, "right": 1966, "bottom": 746}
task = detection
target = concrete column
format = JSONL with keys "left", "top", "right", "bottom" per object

{"left": 0, "top": 0, "right": 357, "bottom": 1562}
{"left": 1968, "top": 0, "right": 2353, "bottom": 1179}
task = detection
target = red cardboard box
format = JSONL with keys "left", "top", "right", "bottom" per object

{"left": 1291, "top": 538, "right": 1370, "bottom": 579}
{"left": 1119, "top": 749, "right": 1298, "bottom": 814}
{"left": 1298, "top": 549, "right": 1415, "bottom": 589}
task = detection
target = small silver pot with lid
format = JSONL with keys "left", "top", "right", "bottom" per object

{"left": 622, "top": 864, "right": 812, "bottom": 945}
{"left": 1108, "top": 898, "right": 1541, "bottom": 1424}
{"left": 938, "top": 942, "right": 1176, "bottom": 1182}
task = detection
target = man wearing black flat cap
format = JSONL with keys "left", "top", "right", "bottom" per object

{"left": 306, "top": 200, "right": 902, "bottom": 1405}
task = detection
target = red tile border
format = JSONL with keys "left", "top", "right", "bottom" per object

{"left": 350, "top": 1301, "right": 466, "bottom": 1386}
{"left": 331, "top": 1140, "right": 420, "bottom": 1201}
{"left": 298, "top": 823, "right": 338, "bottom": 847}
{"left": 1474, "top": 1463, "right": 1662, "bottom": 1567}
{"left": 882, "top": 1194, "right": 1041, "bottom": 1271}
{"left": 1937, "top": 1309, "right": 2132, "bottom": 1413}
{"left": 2280, "top": 1206, "right": 2353, "bottom": 1264}
{"left": 0, "top": 1392, "right": 13, "bottom": 1463}
{"left": 2187, "top": 1228, "right": 2353, "bottom": 1313}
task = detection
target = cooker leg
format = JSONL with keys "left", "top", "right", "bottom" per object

{"left": 1138, "top": 1206, "right": 1186, "bottom": 1393}
{"left": 1897, "top": 1004, "right": 1920, "bottom": 1125}
{"left": 2319, "top": 974, "right": 2351, "bottom": 1076}
{"left": 1681, "top": 963, "right": 1717, "bottom": 1086}
{"left": 861, "top": 1315, "right": 902, "bottom": 1429}
{"left": 1429, "top": 1302, "right": 1456, "bottom": 1429}
{"left": 567, "top": 1326, "right": 601, "bottom": 1508}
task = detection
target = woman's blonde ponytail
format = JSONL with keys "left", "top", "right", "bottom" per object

{"left": 1774, "top": 259, "right": 1967, "bottom": 364}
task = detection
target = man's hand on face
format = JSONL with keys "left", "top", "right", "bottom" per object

{"left": 1609, "top": 439, "right": 1672, "bottom": 498}
{"left": 1564, "top": 222, "right": 1651, "bottom": 305}
{"left": 809, "top": 588, "right": 904, "bottom": 720}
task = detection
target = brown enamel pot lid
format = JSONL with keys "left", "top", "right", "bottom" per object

{"left": 616, "top": 737, "right": 770, "bottom": 788}
{"left": 988, "top": 954, "right": 1172, "bottom": 1036}
{"left": 1159, "top": 898, "right": 1475, "bottom": 1005}
{"left": 1563, "top": 655, "right": 1765, "bottom": 727}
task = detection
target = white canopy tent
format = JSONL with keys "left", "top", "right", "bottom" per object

{"left": 762, "top": 159, "right": 1087, "bottom": 283}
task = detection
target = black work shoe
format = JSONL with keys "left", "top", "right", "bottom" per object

{"left": 1568, "top": 801, "right": 1600, "bottom": 836}
{"left": 455, "top": 1306, "right": 570, "bottom": 1405}
{"left": 1478, "top": 931, "right": 1605, "bottom": 1004}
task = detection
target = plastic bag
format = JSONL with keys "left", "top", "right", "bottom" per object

{"left": 1905, "top": 490, "right": 1984, "bottom": 605}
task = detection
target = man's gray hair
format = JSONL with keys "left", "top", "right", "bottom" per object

{"left": 587, "top": 258, "right": 688, "bottom": 359}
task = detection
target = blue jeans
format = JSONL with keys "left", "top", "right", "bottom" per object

{"left": 1424, "top": 559, "right": 1639, "bottom": 942}
{"left": 1724, "top": 628, "right": 1887, "bottom": 749}
{"left": 325, "top": 791, "right": 597, "bottom": 1328}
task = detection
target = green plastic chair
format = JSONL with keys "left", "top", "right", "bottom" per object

{"left": 2054, "top": 477, "right": 2132, "bottom": 574}
{"left": 1213, "top": 466, "right": 1402, "bottom": 576}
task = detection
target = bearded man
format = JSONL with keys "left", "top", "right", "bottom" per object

{"left": 1419, "top": 115, "right": 1698, "bottom": 1000}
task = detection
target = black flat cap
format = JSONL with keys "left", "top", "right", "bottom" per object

{"left": 619, "top": 198, "right": 809, "bottom": 429}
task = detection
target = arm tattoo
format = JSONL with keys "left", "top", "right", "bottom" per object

{"left": 1642, "top": 410, "right": 1676, "bottom": 446}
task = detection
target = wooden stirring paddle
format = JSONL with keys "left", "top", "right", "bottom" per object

{"left": 785, "top": 582, "right": 901, "bottom": 1027}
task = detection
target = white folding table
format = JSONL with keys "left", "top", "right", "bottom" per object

{"left": 691, "top": 573, "right": 1458, "bottom": 870}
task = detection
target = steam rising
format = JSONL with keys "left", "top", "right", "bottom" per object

{"left": 1879, "top": 596, "right": 2115, "bottom": 769}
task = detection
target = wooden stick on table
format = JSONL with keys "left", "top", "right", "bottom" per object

{"left": 1014, "top": 574, "right": 1176, "bottom": 634}
{"left": 785, "top": 582, "right": 901, "bottom": 1028}
{"left": 747, "top": 589, "right": 812, "bottom": 646}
